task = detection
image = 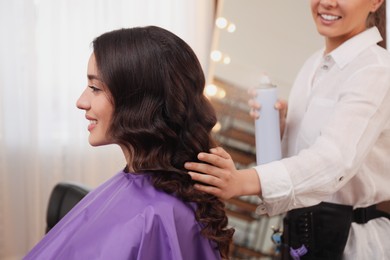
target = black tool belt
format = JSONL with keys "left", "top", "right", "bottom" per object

{"left": 281, "top": 201, "right": 390, "bottom": 260}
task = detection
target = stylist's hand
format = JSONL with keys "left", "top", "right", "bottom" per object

{"left": 185, "top": 147, "right": 260, "bottom": 200}
{"left": 248, "top": 88, "right": 288, "bottom": 138}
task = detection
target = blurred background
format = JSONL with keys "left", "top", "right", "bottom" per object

{"left": 0, "top": 0, "right": 388, "bottom": 259}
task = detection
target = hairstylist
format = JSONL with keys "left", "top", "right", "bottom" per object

{"left": 185, "top": 0, "right": 390, "bottom": 259}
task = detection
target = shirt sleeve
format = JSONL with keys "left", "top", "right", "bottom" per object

{"left": 255, "top": 64, "right": 390, "bottom": 216}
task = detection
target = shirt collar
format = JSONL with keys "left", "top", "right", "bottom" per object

{"left": 326, "top": 27, "right": 383, "bottom": 69}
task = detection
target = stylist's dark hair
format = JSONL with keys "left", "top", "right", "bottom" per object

{"left": 367, "top": 0, "right": 386, "bottom": 48}
{"left": 92, "top": 26, "right": 234, "bottom": 258}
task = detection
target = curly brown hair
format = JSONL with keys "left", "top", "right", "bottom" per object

{"left": 92, "top": 26, "right": 234, "bottom": 258}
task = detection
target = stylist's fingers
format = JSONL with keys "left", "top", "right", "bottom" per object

{"left": 207, "top": 147, "right": 236, "bottom": 171}
{"left": 193, "top": 183, "right": 226, "bottom": 199}
{"left": 247, "top": 88, "right": 258, "bottom": 97}
{"left": 187, "top": 170, "right": 222, "bottom": 187}
{"left": 188, "top": 171, "right": 232, "bottom": 200}
{"left": 249, "top": 109, "right": 260, "bottom": 119}
{"left": 248, "top": 99, "right": 261, "bottom": 110}
{"left": 248, "top": 88, "right": 261, "bottom": 120}
{"left": 196, "top": 151, "right": 232, "bottom": 170}
{"left": 185, "top": 161, "right": 222, "bottom": 178}
{"left": 248, "top": 99, "right": 261, "bottom": 119}
{"left": 275, "top": 99, "right": 288, "bottom": 137}
{"left": 275, "top": 99, "right": 287, "bottom": 110}
{"left": 209, "top": 147, "right": 231, "bottom": 159}
{"left": 275, "top": 99, "right": 288, "bottom": 117}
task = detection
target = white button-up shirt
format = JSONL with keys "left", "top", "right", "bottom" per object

{"left": 254, "top": 27, "right": 390, "bottom": 259}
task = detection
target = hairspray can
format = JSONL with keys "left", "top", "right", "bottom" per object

{"left": 255, "top": 75, "right": 282, "bottom": 165}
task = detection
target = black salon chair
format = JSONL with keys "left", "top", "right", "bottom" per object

{"left": 46, "top": 182, "right": 91, "bottom": 233}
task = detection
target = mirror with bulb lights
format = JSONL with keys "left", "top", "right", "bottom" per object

{"left": 204, "top": 0, "right": 323, "bottom": 258}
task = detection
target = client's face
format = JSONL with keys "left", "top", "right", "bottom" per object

{"left": 76, "top": 53, "right": 114, "bottom": 147}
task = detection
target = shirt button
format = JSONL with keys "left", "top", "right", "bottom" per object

{"left": 322, "top": 64, "right": 329, "bottom": 70}
{"left": 256, "top": 206, "right": 267, "bottom": 215}
{"left": 339, "top": 176, "right": 344, "bottom": 181}
{"left": 324, "top": 55, "right": 331, "bottom": 61}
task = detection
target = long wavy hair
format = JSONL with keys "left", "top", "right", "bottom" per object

{"left": 92, "top": 26, "right": 234, "bottom": 258}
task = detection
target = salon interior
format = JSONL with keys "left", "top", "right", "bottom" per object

{"left": 1, "top": 0, "right": 388, "bottom": 259}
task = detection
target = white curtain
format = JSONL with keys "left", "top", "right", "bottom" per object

{"left": 0, "top": 0, "right": 215, "bottom": 259}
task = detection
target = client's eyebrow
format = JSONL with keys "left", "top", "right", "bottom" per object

{"left": 87, "top": 74, "right": 103, "bottom": 81}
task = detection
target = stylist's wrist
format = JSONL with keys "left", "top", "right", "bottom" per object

{"left": 237, "top": 168, "right": 261, "bottom": 197}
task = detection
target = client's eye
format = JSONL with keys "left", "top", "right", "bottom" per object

{"left": 88, "top": 85, "right": 101, "bottom": 92}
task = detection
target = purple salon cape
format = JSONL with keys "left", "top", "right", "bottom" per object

{"left": 24, "top": 171, "right": 221, "bottom": 260}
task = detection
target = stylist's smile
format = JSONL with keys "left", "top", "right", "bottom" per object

{"left": 319, "top": 13, "right": 341, "bottom": 21}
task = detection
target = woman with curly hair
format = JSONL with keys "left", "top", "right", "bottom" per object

{"left": 24, "top": 26, "right": 234, "bottom": 260}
